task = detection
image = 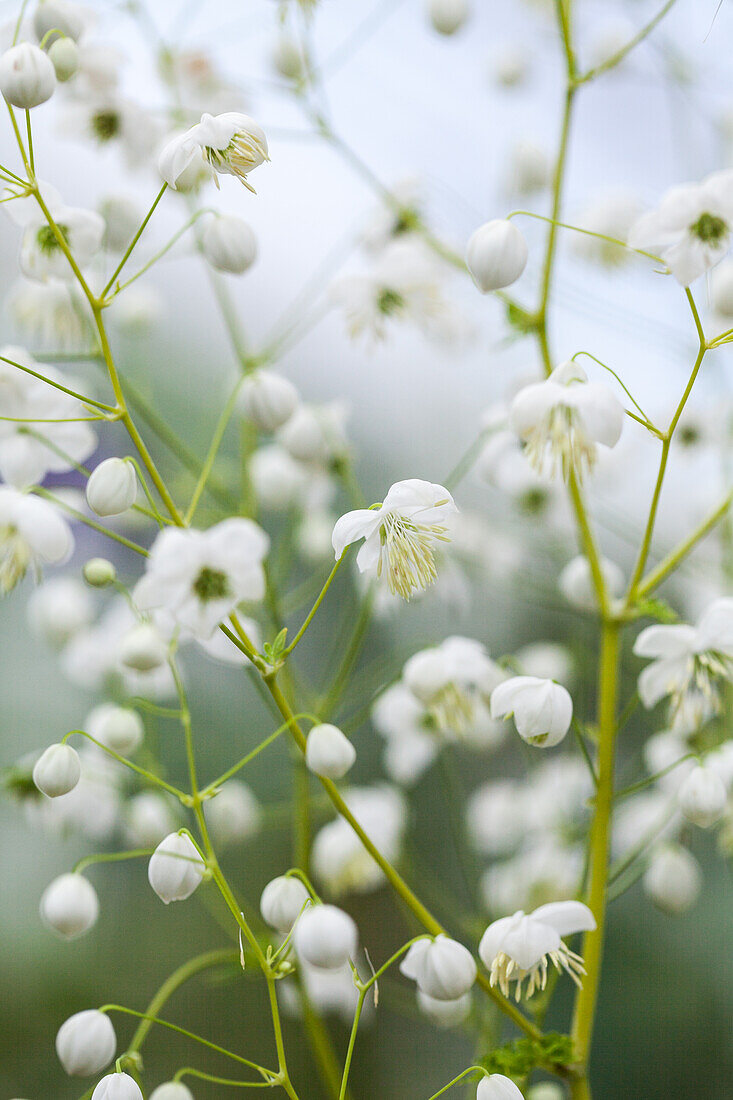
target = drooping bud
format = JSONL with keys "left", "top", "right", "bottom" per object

{"left": 48, "top": 37, "right": 79, "bottom": 81}
{"left": 85, "top": 704, "right": 144, "bottom": 756}
{"left": 86, "top": 458, "right": 137, "bottom": 517}
{"left": 260, "top": 874, "right": 311, "bottom": 933}
{"left": 201, "top": 215, "right": 257, "bottom": 274}
{"left": 33, "top": 743, "right": 81, "bottom": 797}
{"left": 40, "top": 872, "right": 99, "bottom": 939}
{"left": 305, "top": 723, "right": 356, "bottom": 779}
{"left": 83, "top": 557, "right": 117, "bottom": 587}
{"left": 149, "top": 1085, "right": 195, "bottom": 1100}
{"left": 642, "top": 844, "right": 702, "bottom": 914}
{"left": 237, "top": 371, "right": 299, "bottom": 432}
{"left": 33, "top": 1, "right": 87, "bottom": 43}
{"left": 466, "top": 219, "right": 528, "bottom": 292}
{"left": 205, "top": 780, "right": 261, "bottom": 845}
{"left": 428, "top": 0, "right": 470, "bottom": 36}
{"left": 119, "top": 623, "right": 168, "bottom": 671}
{"left": 678, "top": 764, "right": 727, "bottom": 827}
{"left": 56, "top": 1009, "right": 116, "bottom": 1076}
{"left": 148, "top": 832, "right": 206, "bottom": 903}
{"left": 490, "top": 676, "right": 572, "bottom": 747}
{"left": 0, "top": 43, "right": 56, "bottom": 108}
{"left": 476, "top": 1075, "right": 525, "bottom": 1100}
{"left": 293, "top": 903, "right": 358, "bottom": 969}
{"left": 400, "top": 934, "right": 477, "bottom": 1001}
{"left": 91, "top": 1073, "right": 144, "bottom": 1100}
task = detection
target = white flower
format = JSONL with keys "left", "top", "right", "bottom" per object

{"left": 643, "top": 844, "right": 702, "bottom": 914}
{"left": 8, "top": 277, "right": 89, "bottom": 349}
{"left": 98, "top": 194, "right": 143, "bottom": 252}
{"left": 84, "top": 704, "right": 144, "bottom": 756}
{"left": 27, "top": 576, "right": 94, "bottom": 646}
{"left": 633, "top": 597, "right": 733, "bottom": 713}
{"left": 527, "top": 1086, "right": 564, "bottom": 1100}
{"left": 428, "top": 0, "right": 470, "bottom": 36}
{"left": 33, "top": 1, "right": 88, "bottom": 43}
{"left": 505, "top": 140, "right": 551, "bottom": 195}
{"left": 19, "top": 204, "right": 105, "bottom": 283}
{"left": 628, "top": 170, "right": 733, "bottom": 285}
{"left": 205, "top": 780, "right": 261, "bottom": 845}
{"left": 202, "top": 214, "right": 257, "bottom": 273}
{"left": 293, "top": 903, "right": 358, "bottom": 969}
{"left": 56, "top": 1009, "right": 116, "bottom": 1076}
{"left": 515, "top": 642, "right": 574, "bottom": 686}
{"left": 312, "top": 785, "right": 406, "bottom": 895}
{"left": 40, "top": 872, "right": 99, "bottom": 938}
{"left": 677, "top": 764, "right": 727, "bottom": 827}
{"left": 710, "top": 260, "right": 733, "bottom": 317}
{"left": 260, "top": 875, "right": 311, "bottom": 933}
{"left": 125, "top": 792, "right": 177, "bottom": 847}
{"left": 150, "top": 1084, "right": 194, "bottom": 1100}
{"left": 272, "top": 33, "right": 307, "bottom": 81}
{"left": 68, "top": 95, "right": 161, "bottom": 169}
{"left": 399, "top": 934, "right": 477, "bottom": 1001}
{"left": 466, "top": 219, "right": 528, "bottom": 292}
{"left": 490, "top": 676, "right": 572, "bottom": 747}
{"left": 511, "top": 360, "right": 623, "bottom": 482}
{"left": 558, "top": 554, "right": 625, "bottom": 612}
{"left": 306, "top": 723, "right": 357, "bottom": 779}
{"left": 34, "top": 745, "right": 123, "bottom": 841}
{"left": 573, "top": 190, "right": 641, "bottom": 267}
{"left": 0, "top": 43, "right": 55, "bottom": 108}
{"left": 33, "top": 743, "right": 81, "bottom": 797}
{"left": 86, "top": 458, "right": 137, "bottom": 516}
{"left": 159, "top": 111, "right": 269, "bottom": 191}
{"left": 0, "top": 347, "right": 97, "bottom": 487}
{"left": 249, "top": 444, "right": 306, "bottom": 511}
{"left": 238, "top": 371, "right": 299, "bottom": 432}
{"left": 119, "top": 622, "right": 168, "bottom": 671}
{"left": 92, "top": 1073, "right": 143, "bottom": 1100}
{"left": 478, "top": 900, "right": 596, "bottom": 1000}
{"left": 372, "top": 683, "right": 438, "bottom": 783}
{"left": 332, "top": 478, "right": 457, "bottom": 601}
{"left": 148, "top": 832, "right": 206, "bottom": 904}
{"left": 277, "top": 401, "right": 348, "bottom": 464}
{"left": 133, "top": 519, "right": 269, "bottom": 638}
{"left": 416, "top": 988, "right": 472, "bottom": 1027}
{"left": 477, "top": 1076, "right": 524, "bottom": 1100}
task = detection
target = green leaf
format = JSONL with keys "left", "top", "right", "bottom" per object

{"left": 479, "top": 1033, "right": 574, "bottom": 1078}
{"left": 631, "top": 597, "right": 679, "bottom": 623}
{"left": 506, "top": 301, "right": 540, "bottom": 335}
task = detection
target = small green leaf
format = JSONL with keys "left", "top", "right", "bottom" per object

{"left": 479, "top": 1033, "right": 574, "bottom": 1077}
{"left": 631, "top": 597, "right": 679, "bottom": 623}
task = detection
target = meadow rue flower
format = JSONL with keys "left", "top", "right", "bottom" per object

{"left": 69, "top": 95, "right": 162, "bottom": 169}
{"left": 466, "top": 219, "right": 528, "bottom": 291}
{"left": 27, "top": 576, "right": 94, "bottom": 646}
{"left": 83, "top": 557, "right": 116, "bottom": 587}
{"left": 505, "top": 139, "right": 551, "bottom": 195}
{"left": 558, "top": 554, "right": 625, "bottom": 611}
{"left": 92, "top": 1073, "right": 143, "bottom": 1100}
{"left": 633, "top": 598, "right": 733, "bottom": 713}
{"left": 628, "top": 169, "right": 733, "bottom": 285}
{"left": 201, "top": 214, "right": 257, "bottom": 273}
{"left": 510, "top": 360, "right": 624, "bottom": 482}
{"left": 48, "top": 37, "right": 79, "bottom": 81}
{"left": 332, "top": 478, "right": 457, "bottom": 600}
{"left": 86, "top": 458, "right": 137, "bottom": 517}
{"left": 33, "top": 743, "right": 81, "bottom": 796}
{"left": 8, "top": 276, "right": 88, "bottom": 348}
{"left": 148, "top": 832, "right": 206, "bottom": 903}
{"left": 40, "top": 872, "right": 99, "bottom": 938}
{"left": 573, "top": 190, "right": 641, "bottom": 266}
{"left": 33, "top": 1, "right": 88, "bottom": 43}
{"left": 205, "top": 780, "right": 261, "bottom": 845}
{"left": 677, "top": 764, "right": 727, "bottom": 827}
{"left": 0, "top": 43, "right": 56, "bottom": 108}
{"left": 149, "top": 1085, "right": 194, "bottom": 1100}
{"left": 272, "top": 33, "right": 307, "bottom": 81}
{"left": 98, "top": 194, "right": 143, "bottom": 252}
{"left": 305, "top": 723, "right": 357, "bottom": 779}
{"left": 477, "top": 1077, "right": 525, "bottom": 1100}
{"left": 417, "top": 989, "right": 472, "bottom": 1027}
{"left": 133, "top": 519, "right": 269, "bottom": 638}
{"left": 84, "top": 704, "right": 144, "bottom": 756}
{"left": 119, "top": 622, "right": 168, "bottom": 671}
{"left": 249, "top": 444, "right": 306, "bottom": 510}
{"left": 642, "top": 843, "right": 702, "bottom": 914}
{"left": 311, "top": 785, "right": 406, "bottom": 895}
{"left": 479, "top": 901, "right": 596, "bottom": 1001}
{"left": 293, "top": 903, "right": 358, "bottom": 969}
{"left": 237, "top": 371, "right": 299, "bottom": 432}
{"left": 159, "top": 111, "right": 269, "bottom": 191}
{"left": 19, "top": 205, "right": 105, "bottom": 283}
{"left": 56, "top": 1009, "right": 116, "bottom": 1076}
{"left": 490, "top": 676, "right": 572, "bottom": 747}
{"left": 260, "top": 874, "right": 311, "bottom": 933}
{"left": 278, "top": 401, "right": 348, "bottom": 465}
{"left": 399, "top": 934, "right": 477, "bottom": 1000}
{"left": 125, "top": 792, "right": 177, "bottom": 847}
{"left": 428, "top": 0, "right": 470, "bottom": 35}
{"left": 492, "top": 44, "right": 529, "bottom": 89}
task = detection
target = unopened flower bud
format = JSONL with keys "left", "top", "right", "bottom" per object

{"left": 205, "top": 780, "right": 261, "bottom": 845}
{"left": 558, "top": 555, "right": 624, "bottom": 611}
{"left": 48, "top": 37, "right": 79, "bottom": 81}
{"left": 202, "top": 215, "right": 257, "bottom": 274}
{"left": 643, "top": 843, "right": 702, "bottom": 914}
{"left": 466, "top": 219, "right": 528, "bottom": 292}
{"left": 85, "top": 704, "right": 144, "bottom": 756}
{"left": 477, "top": 1076, "right": 524, "bottom": 1100}
{"left": 238, "top": 371, "right": 299, "bottom": 432}
{"left": 119, "top": 623, "right": 168, "bottom": 671}
{"left": 33, "top": 1, "right": 86, "bottom": 43}
{"left": 249, "top": 445, "right": 305, "bottom": 511}
{"left": 260, "top": 874, "right": 311, "bottom": 933}
{"left": 40, "top": 872, "right": 99, "bottom": 939}
{"left": 92, "top": 1073, "right": 143, "bottom": 1100}
{"left": 86, "top": 458, "right": 137, "bottom": 517}
{"left": 125, "top": 792, "right": 177, "bottom": 847}
{"left": 148, "top": 832, "right": 206, "bottom": 903}
{"left": 0, "top": 43, "right": 56, "bottom": 108}
{"left": 490, "top": 676, "right": 572, "bottom": 747}
{"left": 400, "top": 934, "right": 477, "bottom": 1000}
{"left": 150, "top": 1085, "right": 195, "bottom": 1100}
{"left": 293, "top": 903, "right": 358, "bottom": 969}
{"left": 83, "top": 557, "right": 117, "bottom": 587}
{"left": 56, "top": 1009, "right": 116, "bottom": 1076}
{"left": 428, "top": 0, "right": 470, "bottom": 36}
{"left": 27, "top": 577, "right": 94, "bottom": 646}
{"left": 678, "top": 765, "right": 727, "bottom": 827}
{"left": 305, "top": 723, "right": 356, "bottom": 779}
{"left": 33, "top": 743, "right": 81, "bottom": 797}
{"left": 272, "top": 34, "right": 306, "bottom": 81}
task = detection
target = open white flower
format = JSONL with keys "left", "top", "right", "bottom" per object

{"left": 159, "top": 111, "right": 269, "bottom": 191}
{"left": 133, "top": 518, "right": 269, "bottom": 638}
{"left": 628, "top": 170, "right": 733, "bottom": 285}
{"left": 19, "top": 204, "right": 105, "bottom": 283}
{"left": 0, "top": 486, "right": 73, "bottom": 593}
{"left": 633, "top": 597, "right": 733, "bottom": 713}
{"left": 490, "top": 676, "right": 572, "bottom": 747}
{"left": 478, "top": 900, "right": 595, "bottom": 1001}
{"left": 399, "top": 934, "right": 477, "bottom": 1001}
{"left": 332, "top": 478, "right": 457, "bottom": 600}
{"left": 510, "top": 360, "right": 623, "bottom": 482}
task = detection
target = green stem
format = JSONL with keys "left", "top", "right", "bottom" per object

{"left": 281, "top": 551, "right": 348, "bottom": 657}
{"left": 635, "top": 489, "right": 732, "bottom": 598}
{"left": 101, "top": 184, "right": 167, "bottom": 298}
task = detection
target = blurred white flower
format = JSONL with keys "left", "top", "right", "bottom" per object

{"left": 428, "top": 0, "right": 470, "bottom": 35}
{"left": 237, "top": 371, "right": 299, "bottom": 432}
{"left": 312, "top": 785, "right": 405, "bottom": 895}
{"left": 205, "top": 780, "right": 261, "bottom": 845}
{"left": 201, "top": 214, "right": 257, "bottom": 274}
{"left": 558, "top": 554, "right": 625, "bottom": 611}
{"left": 677, "top": 764, "right": 727, "bottom": 827}
{"left": 260, "top": 874, "right": 311, "bottom": 933}
{"left": 84, "top": 704, "right": 144, "bottom": 756}
{"left": 643, "top": 843, "right": 702, "bottom": 913}
{"left": 27, "top": 576, "right": 94, "bottom": 646}
{"left": 573, "top": 190, "right": 641, "bottom": 266}
{"left": 505, "top": 139, "right": 551, "bottom": 195}
{"left": 293, "top": 903, "right": 358, "bottom": 969}
{"left": 19, "top": 204, "right": 104, "bottom": 283}
{"left": 40, "top": 872, "right": 99, "bottom": 939}
{"left": 466, "top": 219, "right": 528, "bottom": 291}
{"left": 0, "top": 487, "right": 73, "bottom": 593}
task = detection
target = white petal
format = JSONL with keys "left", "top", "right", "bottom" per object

{"left": 530, "top": 900, "right": 596, "bottom": 936}
{"left": 331, "top": 508, "right": 381, "bottom": 558}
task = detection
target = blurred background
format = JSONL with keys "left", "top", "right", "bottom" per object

{"left": 0, "top": 1, "right": 732, "bottom": 1097}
